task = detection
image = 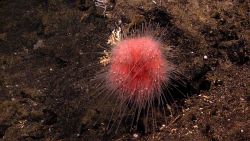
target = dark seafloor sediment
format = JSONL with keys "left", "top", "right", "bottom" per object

{"left": 0, "top": 0, "right": 249, "bottom": 140}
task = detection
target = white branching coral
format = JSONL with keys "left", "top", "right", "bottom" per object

{"left": 93, "top": 0, "right": 109, "bottom": 13}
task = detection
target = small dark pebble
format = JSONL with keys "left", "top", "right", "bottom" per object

{"left": 42, "top": 109, "right": 57, "bottom": 125}
{"left": 0, "top": 124, "right": 10, "bottom": 138}
{"left": 199, "top": 80, "right": 211, "bottom": 91}
{"left": 214, "top": 80, "right": 223, "bottom": 86}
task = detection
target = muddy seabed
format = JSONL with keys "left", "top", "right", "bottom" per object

{"left": 0, "top": 0, "right": 249, "bottom": 141}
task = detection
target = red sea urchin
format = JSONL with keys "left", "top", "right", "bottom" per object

{"left": 95, "top": 24, "right": 179, "bottom": 133}
{"left": 107, "top": 36, "right": 171, "bottom": 109}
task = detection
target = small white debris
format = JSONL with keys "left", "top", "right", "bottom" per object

{"left": 79, "top": 50, "right": 84, "bottom": 55}
{"left": 241, "top": 129, "right": 244, "bottom": 133}
{"left": 133, "top": 133, "right": 139, "bottom": 138}
{"left": 49, "top": 68, "right": 53, "bottom": 71}
{"left": 33, "top": 40, "right": 45, "bottom": 50}
{"left": 32, "top": 102, "right": 38, "bottom": 106}
{"left": 160, "top": 124, "right": 166, "bottom": 130}
{"left": 17, "top": 120, "right": 27, "bottom": 129}
{"left": 118, "top": 19, "right": 122, "bottom": 25}
{"left": 203, "top": 55, "right": 208, "bottom": 60}
{"left": 202, "top": 95, "right": 209, "bottom": 99}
